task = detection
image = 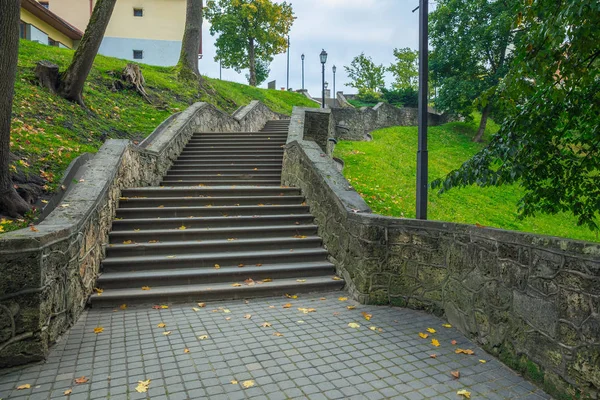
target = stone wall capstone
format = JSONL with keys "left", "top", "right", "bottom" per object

{"left": 0, "top": 101, "right": 287, "bottom": 367}
{"left": 282, "top": 106, "right": 600, "bottom": 399}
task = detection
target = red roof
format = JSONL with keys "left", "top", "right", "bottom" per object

{"left": 21, "top": 0, "right": 84, "bottom": 40}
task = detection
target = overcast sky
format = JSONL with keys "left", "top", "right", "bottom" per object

{"left": 199, "top": 0, "right": 423, "bottom": 96}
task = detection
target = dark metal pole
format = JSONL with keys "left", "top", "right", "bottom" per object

{"left": 286, "top": 36, "right": 290, "bottom": 90}
{"left": 416, "top": 0, "right": 429, "bottom": 219}
{"left": 333, "top": 69, "right": 336, "bottom": 104}
{"left": 219, "top": 60, "right": 222, "bottom": 80}
{"left": 301, "top": 55, "right": 305, "bottom": 90}
{"left": 322, "top": 62, "right": 325, "bottom": 109}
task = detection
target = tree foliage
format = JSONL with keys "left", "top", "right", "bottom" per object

{"left": 389, "top": 47, "right": 418, "bottom": 90}
{"left": 430, "top": 0, "right": 519, "bottom": 141}
{"left": 433, "top": 0, "right": 600, "bottom": 231}
{"left": 344, "top": 53, "right": 386, "bottom": 92}
{"left": 245, "top": 59, "right": 270, "bottom": 86}
{"left": 205, "top": 0, "right": 294, "bottom": 86}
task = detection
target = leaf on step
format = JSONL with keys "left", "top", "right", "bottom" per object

{"left": 338, "top": 297, "right": 348, "bottom": 301}
{"left": 262, "top": 278, "right": 272, "bottom": 282}
{"left": 166, "top": 255, "right": 176, "bottom": 258}
{"left": 94, "top": 288, "right": 104, "bottom": 295}
{"left": 361, "top": 312, "right": 372, "bottom": 321}
{"left": 332, "top": 276, "right": 342, "bottom": 281}
{"left": 214, "top": 264, "right": 220, "bottom": 269}
{"left": 142, "top": 286, "right": 151, "bottom": 291}
{"left": 346, "top": 306, "right": 356, "bottom": 310}
{"left": 64, "top": 389, "right": 72, "bottom": 395}
{"left": 244, "top": 314, "right": 252, "bottom": 319}
{"left": 257, "top": 204, "right": 264, "bottom": 207}
{"left": 431, "top": 339, "right": 441, "bottom": 347}
{"left": 253, "top": 168, "right": 258, "bottom": 171}
{"left": 419, "top": 332, "right": 429, "bottom": 339}
{"left": 451, "top": 371, "right": 461, "bottom": 379}
{"left": 163, "top": 331, "right": 171, "bottom": 336}
{"left": 301, "top": 202, "right": 307, "bottom": 206}
{"left": 94, "top": 327, "right": 104, "bottom": 334}
{"left": 192, "top": 307, "right": 200, "bottom": 311}
{"left": 348, "top": 323, "right": 360, "bottom": 329}
{"left": 427, "top": 328, "right": 437, "bottom": 334}
{"left": 157, "top": 323, "right": 166, "bottom": 328}
{"left": 198, "top": 303, "right": 206, "bottom": 308}
{"left": 319, "top": 297, "right": 326, "bottom": 300}
{"left": 120, "top": 304, "right": 127, "bottom": 310}
{"left": 134, "top": 229, "right": 141, "bottom": 232}
{"left": 232, "top": 283, "right": 242, "bottom": 287}
{"left": 223, "top": 309, "right": 231, "bottom": 313}
{"left": 244, "top": 278, "right": 255, "bottom": 286}
{"left": 74, "top": 377, "right": 88, "bottom": 384}
{"left": 273, "top": 332, "right": 283, "bottom": 337}
{"left": 227, "top": 238, "right": 236, "bottom": 241}
{"left": 198, "top": 335, "right": 209, "bottom": 340}
{"left": 283, "top": 303, "right": 292, "bottom": 308}
{"left": 269, "top": 305, "right": 275, "bottom": 309}
{"left": 455, "top": 348, "right": 475, "bottom": 355}
{"left": 261, "top": 322, "right": 272, "bottom": 328}
{"left": 160, "top": 305, "right": 169, "bottom": 309}
{"left": 29, "top": 225, "right": 38, "bottom": 232}
{"left": 285, "top": 294, "right": 298, "bottom": 299}
{"left": 205, "top": 204, "right": 212, "bottom": 207}
{"left": 238, "top": 263, "right": 245, "bottom": 268}
{"left": 157, "top": 205, "right": 164, "bottom": 208}
{"left": 178, "top": 225, "right": 187, "bottom": 230}
{"left": 184, "top": 348, "right": 190, "bottom": 353}
{"left": 123, "top": 240, "right": 133, "bottom": 245}
{"left": 148, "top": 240, "right": 159, "bottom": 243}
{"left": 296, "top": 279, "right": 306, "bottom": 283}
{"left": 255, "top": 263, "right": 263, "bottom": 267}
{"left": 293, "top": 235, "right": 307, "bottom": 239}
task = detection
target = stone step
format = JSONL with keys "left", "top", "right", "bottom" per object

{"left": 110, "top": 214, "right": 315, "bottom": 231}
{"left": 180, "top": 149, "right": 284, "bottom": 155}
{"left": 115, "top": 204, "right": 310, "bottom": 219}
{"left": 106, "top": 236, "right": 323, "bottom": 258}
{"left": 171, "top": 161, "right": 284, "bottom": 167}
{"left": 163, "top": 173, "right": 281, "bottom": 181}
{"left": 117, "top": 195, "right": 302, "bottom": 208}
{"left": 108, "top": 224, "right": 319, "bottom": 243}
{"left": 174, "top": 155, "right": 283, "bottom": 161}
{"left": 183, "top": 144, "right": 285, "bottom": 150}
{"left": 101, "top": 248, "right": 330, "bottom": 272}
{"left": 165, "top": 169, "right": 282, "bottom": 176}
{"left": 159, "top": 179, "right": 282, "bottom": 186}
{"left": 192, "top": 133, "right": 287, "bottom": 138}
{"left": 89, "top": 276, "right": 344, "bottom": 306}
{"left": 121, "top": 187, "right": 300, "bottom": 198}
{"left": 96, "top": 261, "right": 336, "bottom": 289}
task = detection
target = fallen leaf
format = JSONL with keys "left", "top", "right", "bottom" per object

{"left": 198, "top": 335, "right": 209, "bottom": 340}
{"left": 242, "top": 380, "right": 255, "bottom": 389}
{"left": 166, "top": 255, "right": 176, "bottom": 258}
{"left": 163, "top": 331, "right": 171, "bottom": 336}
{"left": 122, "top": 240, "right": 133, "bottom": 245}
{"left": 296, "top": 279, "right": 306, "bottom": 283}
{"left": 273, "top": 332, "right": 284, "bottom": 337}
{"left": 283, "top": 303, "right": 292, "bottom": 308}
{"left": 231, "top": 380, "right": 238, "bottom": 384}
{"left": 451, "top": 371, "right": 461, "bottom": 379}
{"left": 419, "top": 332, "right": 429, "bottom": 339}
{"left": 223, "top": 309, "right": 231, "bottom": 313}
{"left": 332, "top": 276, "right": 342, "bottom": 281}
{"left": 361, "top": 312, "right": 372, "bottom": 321}
{"left": 120, "top": 304, "right": 127, "bottom": 310}
{"left": 64, "top": 388, "right": 72, "bottom": 395}
{"left": 197, "top": 302, "right": 206, "bottom": 308}
{"left": 74, "top": 377, "right": 88, "bottom": 384}
{"left": 244, "top": 314, "right": 252, "bottom": 319}
{"left": 135, "top": 380, "right": 151, "bottom": 393}
{"left": 338, "top": 297, "right": 348, "bottom": 301}
{"left": 442, "top": 323, "right": 452, "bottom": 328}
{"left": 238, "top": 263, "right": 245, "bottom": 268}
{"left": 346, "top": 305, "right": 356, "bottom": 310}
{"left": 157, "top": 323, "right": 166, "bottom": 328}
{"left": 293, "top": 235, "right": 307, "bottom": 239}
{"left": 214, "top": 264, "right": 220, "bottom": 269}
{"left": 142, "top": 286, "right": 151, "bottom": 291}
{"left": 269, "top": 305, "right": 275, "bottom": 309}
{"left": 427, "top": 328, "right": 437, "bottom": 334}
{"left": 430, "top": 354, "right": 437, "bottom": 359}
{"left": 160, "top": 305, "right": 169, "bottom": 309}
{"left": 192, "top": 307, "right": 200, "bottom": 311}
{"left": 94, "top": 327, "right": 104, "bottom": 334}
{"left": 244, "top": 278, "right": 255, "bottom": 286}
{"left": 451, "top": 340, "right": 458, "bottom": 345}
{"left": 184, "top": 348, "right": 190, "bottom": 353}
{"left": 319, "top": 297, "right": 326, "bottom": 300}
{"left": 152, "top": 305, "right": 161, "bottom": 309}
{"left": 178, "top": 225, "right": 187, "bottom": 230}
{"left": 369, "top": 326, "right": 378, "bottom": 331}
{"left": 298, "top": 308, "right": 316, "bottom": 314}
{"left": 225, "top": 317, "right": 231, "bottom": 321}
{"left": 479, "top": 359, "right": 487, "bottom": 363}
{"left": 255, "top": 263, "right": 263, "bottom": 267}
{"left": 262, "top": 278, "right": 272, "bottom": 282}
{"left": 29, "top": 225, "right": 38, "bottom": 232}
{"left": 232, "top": 283, "right": 242, "bottom": 287}
{"left": 17, "top": 384, "right": 31, "bottom": 390}
{"left": 348, "top": 322, "right": 360, "bottom": 329}
{"left": 261, "top": 322, "right": 272, "bottom": 328}
{"left": 455, "top": 348, "right": 475, "bottom": 355}
{"left": 457, "top": 389, "right": 471, "bottom": 399}
{"left": 285, "top": 294, "right": 298, "bottom": 299}
{"left": 94, "top": 288, "right": 104, "bottom": 295}
{"left": 431, "top": 339, "right": 440, "bottom": 347}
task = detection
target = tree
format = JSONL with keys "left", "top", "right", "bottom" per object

{"left": 389, "top": 48, "right": 418, "bottom": 90}
{"left": 430, "top": 0, "right": 519, "bottom": 142}
{"left": 344, "top": 53, "right": 386, "bottom": 92}
{"left": 245, "top": 59, "right": 270, "bottom": 86}
{"left": 432, "top": 0, "right": 600, "bottom": 232}
{"left": 177, "top": 0, "right": 203, "bottom": 80}
{"left": 0, "top": 0, "right": 30, "bottom": 217}
{"left": 205, "top": 0, "right": 294, "bottom": 87}
{"left": 36, "top": 0, "right": 116, "bottom": 106}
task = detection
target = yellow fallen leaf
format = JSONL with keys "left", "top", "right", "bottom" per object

{"left": 184, "top": 348, "right": 190, "bottom": 353}
{"left": 296, "top": 279, "right": 306, "bottom": 283}
{"left": 442, "top": 323, "right": 452, "bottom": 328}
{"left": 283, "top": 303, "right": 292, "bottom": 308}
{"left": 64, "top": 388, "right": 72, "bottom": 395}
{"left": 338, "top": 297, "right": 348, "bottom": 301}
{"left": 479, "top": 359, "right": 487, "bottom": 363}
{"left": 17, "top": 384, "right": 31, "bottom": 390}
{"left": 419, "top": 332, "right": 429, "bottom": 339}
{"left": 94, "top": 288, "right": 103, "bottom": 295}
{"left": 298, "top": 308, "right": 316, "bottom": 314}
{"left": 94, "top": 327, "right": 104, "bottom": 334}
{"left": 167, "top": 255, "right": 176, "bottom": 258}
{"left": 198, "top": 335, "right": 209, "bottom": 340}
{"left": 348, "top": 322, "right": 360, "bottom": 329}
{"left": 74, "top": 377, "right": 88, "bottom": 384}
{"left": 160, "top": 305, "right": 169, "bottom": 309}
{"left": 293, "top": 235, "right": 307, "bottom": 239}
{"left": 198, "top": 302, "right": 206, "bottom": 307}
{"left": 369, "top": 326, "right": 377, "bottom": 331}
{"left": 431, "top": 339, "right": 440, "bottom": 347}
{"left": 361, "top": 312, "right": 372, "bottom": 321}
{"left": 285, "top": 294, "right": 298, "bottom": 299}
{"left": 346, "top": 305, "right": 356, "bottom": 310}
{"left": 242, "top": 380, "right": 255, "bottom": 388}
{"left": 163, "top": 331, "right": 171, "bottom": 336}
{"left": 457, "top": 389, "right": 471, "bottom": 399}
{"left": 157, "top": 323, "right": 166, "bottom": 328}
{"left": 178, "top": 225, "right": 187, "bottom": 230}
{"left": 261, "top": 322, "right": 272, "bottom": 328}
{"left": 231, "top": 380, "right": 238, "bottom": 384}
{"left": 427, "top": 328, "right": 437, "bottom": 334}
{"left": 332, "top": 276, "right": 342, "bottom": 281}
{"left": 192, "top": 307, "right": 200, "bottom": 311}
{"left": 223, "top": 309, "right": 231, "bottom": 313}
{"left": 122, "top": 240, "right": 133, "bottom": 245}
{"left": 232, "top": 283, "right": 242, "bottom": 287}
{"left": 273, "top": 332, "right": 284, "bottom": 337}
{"left": 120, "top": 304, "right": 127, "bottom": 310}
{"left": 142, "top": 286, "right": 151, "bottom": 291}
{"left": 214, "top": 264, "right": 220, "bottom": 269}
{"left": 238, "top": 263, "right": 245, "bottom": 267}
{"left": 244, "top": 314, "right": 252, "bottom": 319}
{"left": 451, "top": 370, "right": 461, "bottom": 379}
{"left": 456, "top": 348, "right": 475, "bottom": 355}
{"left": 262, "top": 278, "right": 272, "bottom": 282}
{"left": 135, "top": 380, "right": 151, "bottom": 393}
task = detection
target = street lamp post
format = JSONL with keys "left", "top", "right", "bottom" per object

{"left": 219, "top": 60, "right": 222, "bottom": 80}
{"left": 301, "top": 54, "right": 305, "bottom": 90}
{"left": 286, "top": 35, "right": 290, "bottom": 90}
{"left": 332, "top": 65, "right": 337, "bottom": 104}
{"left": 320, "top": 49, "right": 327, "bottom": 109}
{"left": 416, "top": 0, "right": 429, "bottom": 220}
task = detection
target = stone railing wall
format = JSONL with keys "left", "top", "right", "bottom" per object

{"left": 281, "top": 106, "right": 600, "bottom": 399}
{"left": 0, "top": 101, "right": 286, "bottom": 367}
{"left": 332, "top": 102, "right": 452, "bottom": 141}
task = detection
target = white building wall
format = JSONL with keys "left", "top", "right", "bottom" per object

{"left": 99, "top": 37, "right": 182, "bottom": 67}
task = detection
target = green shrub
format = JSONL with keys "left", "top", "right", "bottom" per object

{"left": 356, "top": 89, "right": 382, "bottom": 104}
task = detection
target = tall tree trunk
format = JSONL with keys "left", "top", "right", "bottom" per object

{"left": 248, "top": 38, "right": 257, "bottom": 86}
{"left": 58, "top": 0, "right": 117, "bottom": 105}
{"left": 177, "top": 0, "right": 203, "bottom": 80}
{"left": 473, "top": 103, "right": 491, "bottom": 142}
{"left": 0, "top": 0, "right": 30, "bottom": 217}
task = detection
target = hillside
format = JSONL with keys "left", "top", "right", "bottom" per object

{"left": 334, "top": 118, "right": 599, "bottom": 243}
{"left": 0, "top": 40, "right": 317, "bottom": 233}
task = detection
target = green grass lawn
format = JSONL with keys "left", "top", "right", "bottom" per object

{"left": 1, "top": 40, "right": 317, "bottom": 233}
{"left": 334, "top": 117, "right": 599, "bottom": 243}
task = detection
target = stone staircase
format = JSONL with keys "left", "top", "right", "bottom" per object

{"left": 90, "top": 120, "right": 344, "bottom": 306}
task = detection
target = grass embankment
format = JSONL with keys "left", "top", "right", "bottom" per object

{"left": 334, "top": 117, "right": 599, "bottom": 242}
{"left": 0, "top": 40, "right": 317, "bottom": 233}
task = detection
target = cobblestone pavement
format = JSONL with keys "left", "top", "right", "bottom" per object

{"left": 0, "top": 292, "right": 551, "bottom": 400}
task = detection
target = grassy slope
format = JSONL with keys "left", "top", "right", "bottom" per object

{"left": 1, "top": 40, "right": 317, "bottom": 233}
{"left": 334, "top": 117, "right": 599, "bottom": 243}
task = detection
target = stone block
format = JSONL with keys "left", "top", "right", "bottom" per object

{"left": 567, "top": 345, "right": 600, "bottom": 394}
{"left": 556, "top": 288, "right": 592, "bottom": 327}
{"left": 513, "top": 291, "right": 558, "bottom": 337}
{"left": 531, "top": 249, "right": 564, "bottom": 278}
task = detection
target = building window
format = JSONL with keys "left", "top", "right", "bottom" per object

{"left": 39, "top": 1, "right": 49, "bottom": 8}
{"left": 133, "top": 50, "right": 143, "bottom": 60}
{"left": 133, "top": 8, "right": 143, "bottom": 17}
{"left": 19, "top": 21, "right": 27, "bottom": 39}
{"left": 48, "top": 38, "right": 59, "bottom": 47}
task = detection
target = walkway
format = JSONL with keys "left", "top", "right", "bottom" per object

{"left": 0, "top": 292, "right": 551, "bottom": 399}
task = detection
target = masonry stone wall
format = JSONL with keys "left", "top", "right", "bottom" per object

{"left": 282, "top": 107, "right": 600, "bottom": 399}
{"left": 0, "top": 101, "right": 286, "bottom": 367}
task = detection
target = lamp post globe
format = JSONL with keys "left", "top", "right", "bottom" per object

{"left": 320, "top": 49, "right": 328, "bottom": 108}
